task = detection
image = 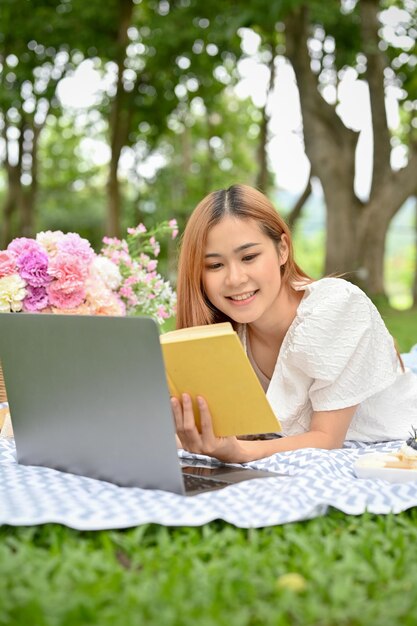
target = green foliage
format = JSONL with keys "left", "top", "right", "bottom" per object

{"left": 1, "top": 509, "right": 417, "bottom": 625}
{"left": 380, "top": 306, "right": 417, "bottom": 352}
{"left": 385, "top": 247, "right": 416, "bottom": 311}
{"left": 132, "top": 92, "right": 261, "bottom": 230}
{"left": 35, "top": 114, "right": 108, "bottom": 248}
{"left": 291, "top": 230, "right": 325, "bottom": 280}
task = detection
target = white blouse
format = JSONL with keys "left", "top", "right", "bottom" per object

{"left": 239, "top": 277, "right": 417, "bottom": 442}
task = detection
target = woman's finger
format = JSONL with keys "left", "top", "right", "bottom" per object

{"left": 171, "top": 398, "right": 191, "bottom": 450}
{"left": 197, "top": 396, "right": 215, "bottom": 441}
{"left": 181, "top": 393, "right": 197, "bottom": 433}
{"left": 170, "top": 397, "right": 183, "bottom": 432}
{"left": 174, "top": 393, "right": 202, "bottom": 453}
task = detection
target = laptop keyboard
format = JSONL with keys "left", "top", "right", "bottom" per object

{"left": 182, "top": 474, "right": 229, "bottom": 493}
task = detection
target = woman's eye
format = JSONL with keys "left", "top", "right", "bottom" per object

{"left": 242, "top": 254, "right": 258, "bottom": 262}
{"left": 206, "top": 263, "right": 223, "bottom": 270}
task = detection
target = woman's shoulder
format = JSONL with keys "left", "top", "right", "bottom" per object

{"left": 299, "top": 276, "right": 364, "bottom": 298}
{"left": 285, "top": 277, "right": 398, "bottom": 383}
{"left": 296, "top": 277, "right": 371, "bottom": 319}
{"left": 286, "top": 276, "right": 387, "bottom": 358}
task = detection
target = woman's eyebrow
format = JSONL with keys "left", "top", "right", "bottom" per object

{"left": 205, "top": 243, "right": 261, "bottom": 258}
{"left": 234, "top": 242, "right": 261, "bottom": 253}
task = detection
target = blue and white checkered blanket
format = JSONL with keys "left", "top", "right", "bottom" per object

{"left": 1, "top": 438, "right": 416, "bottom": 530}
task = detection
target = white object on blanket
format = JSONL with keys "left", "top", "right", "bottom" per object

{"left": 355, "top": 452, "right": 417, "bottom": 483}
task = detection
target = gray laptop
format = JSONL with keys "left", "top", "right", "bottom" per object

{"left": 0, "top": 313, "right": 279, "bottom": 495}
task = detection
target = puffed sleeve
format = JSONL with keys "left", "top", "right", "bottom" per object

{"left": 287, "top": 279, "right": 399, "bottom": 411}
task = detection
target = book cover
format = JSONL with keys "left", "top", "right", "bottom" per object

{"left": 160, "top": 323, "right": 281, "bottom": 437}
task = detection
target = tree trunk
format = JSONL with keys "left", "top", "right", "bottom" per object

{"left": 360, "top": 0, "right": 391, "bottom": 198}
{"left": 1, "top": 121, "right": 23, "bottom": 247}
{"left": 286, "top": 177, "right": 311, "bottom": 230}
{"left": 359, "top": 204, "right": 391, "bottom": 295}
{"left": 107, "top": 154, "right": 121, "bottom": 237}
{"left": 255, "top": 46, "right": 276, "bottom": 193}
{"left": 284, "top": 2, "right": 417, "bottom": 296}
{"left": 106, "top": 0, "right": 134, "bottom": 237}
{"left": 284, "top": 6, "right": 361, "bottom": 275}
{"left": 324, "top": 195, "right": 360, "bottom": 276}
{"left": 358, "top": 160, "right": 417, "bottom": 293}
{"left": 413, "top": 200, "right": 417, "bottom": 309}
{"left": 1, "top": 165, "right": 21, "bottom": 248}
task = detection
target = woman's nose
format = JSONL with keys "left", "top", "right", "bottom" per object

{"left": 225, "top": 263, "right": 246, "bottom": 286}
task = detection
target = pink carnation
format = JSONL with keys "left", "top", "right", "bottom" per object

{"left": 48, "top": 253, "right": 88, "bottom": 287}
{"left": 46, "top": 253, "right": 87, "bottom": 309}
{"left": 8, "top": 237, "right": 41, "bottom": 258}
{"left": 22, "top": 285, "right": 49, "bottom": 311}
{"left": 46, "top": 282, "right": 86, "bottom": 309}
{"left": 0, "top": 250, "right": 17, "bottom": 278}
{"left": 17, "top": 248, "right": 51, "bottom": 287}
{"left": 57, "top": 233, "right": 95, "bottom": 266}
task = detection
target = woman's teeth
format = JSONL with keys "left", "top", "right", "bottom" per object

{"left": 229, "top": 291, "right": 256, "bottom": 301}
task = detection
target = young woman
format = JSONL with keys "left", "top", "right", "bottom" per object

{"left": 171, "top": 184, "right": 417, "bottom": 463}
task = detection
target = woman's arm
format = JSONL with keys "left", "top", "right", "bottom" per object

{"left": 172, "top": 394, "right": 357, "bottom": 463}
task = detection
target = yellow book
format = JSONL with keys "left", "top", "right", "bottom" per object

{"left": 160, "top": 322, "right": 281, "bottom": 437}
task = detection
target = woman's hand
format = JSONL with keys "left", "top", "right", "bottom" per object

{"left": 171, "top": 393, "right": 246, "bottom": 463}
{"left": 172, "top": 395, "right": 359, "bottom": 463}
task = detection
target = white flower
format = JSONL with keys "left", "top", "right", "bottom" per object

{"left": 0, "top": 274, "right": 27, "bottom": 312}
{"left": 90, "top": 256, "right": 122, "bottom": 290}
{"left": 36, "top": 230, "right": 65, "bottom": 258}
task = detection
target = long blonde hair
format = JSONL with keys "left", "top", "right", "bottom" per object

{"left": 176, "top": 184, "right": 310, "bottom": 329}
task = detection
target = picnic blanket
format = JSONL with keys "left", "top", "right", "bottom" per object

{"left": 1, "top": 437, "right": 416, "bottom": 530}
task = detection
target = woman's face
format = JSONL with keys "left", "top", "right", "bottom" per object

{"left": 202, "top": 216, "right": 289, "bottom": 326}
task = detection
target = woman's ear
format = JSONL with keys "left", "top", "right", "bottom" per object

{"left": 279, "top": 234, "right": 290, "bottom": 266}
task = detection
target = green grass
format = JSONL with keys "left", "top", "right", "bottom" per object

{"left": 379, "top": 306, "right": 417, "bottom": 353}
{"left": 0, "top": 307, "right": 416, "bottom": 626}
{"left": 1, "top": 511, "right": 417, "bottom": 626}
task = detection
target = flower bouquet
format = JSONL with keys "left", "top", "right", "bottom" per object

{"left": 0, "top": 220, "right": 177, "bottom": 321}
{"left": 0, "top": 220, "right": 178, "bottom": 405}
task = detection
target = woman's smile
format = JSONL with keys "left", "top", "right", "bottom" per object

{"left": 226, "top": 290, "right": 259, "bottom": 305}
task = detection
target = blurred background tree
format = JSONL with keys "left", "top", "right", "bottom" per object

{"left": 0, "top": 0, "right": 416, "bottom": 307}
